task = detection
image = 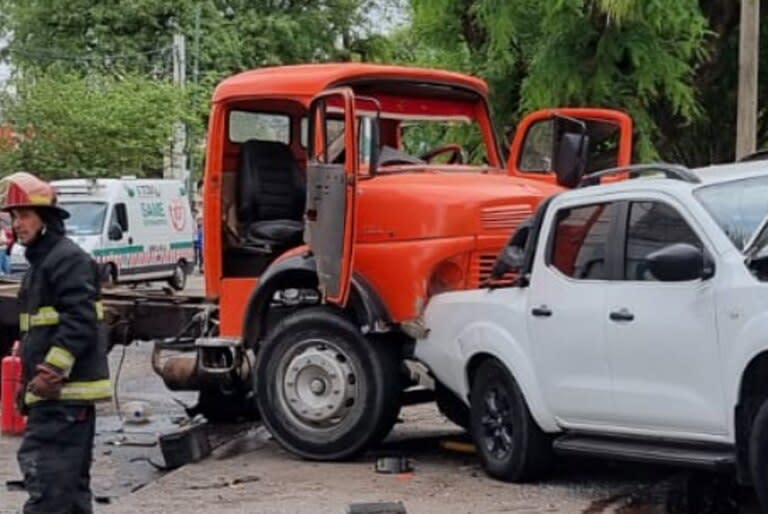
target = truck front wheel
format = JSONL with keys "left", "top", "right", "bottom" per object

{"left": 255, "top": 306, "right": 399, "bottom": 461}
{"left": 470, "top": 359, "right": 552, "bottom": 482}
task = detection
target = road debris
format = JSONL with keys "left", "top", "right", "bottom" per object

{"left": 375, "top": 455, "right": 412, "bottom": 474}
{"left": 347, "top": 501, "right": 407, "bottom": 514}
{"left": 186, "top": 475, "right": 261, "bottom": 490}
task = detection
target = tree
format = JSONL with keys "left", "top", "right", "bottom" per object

{"left": 0, "top": 0, "right": 377, "bottom": 177}
{"left": 0, "top": 71, "right": 187, "bottom": 178}
{"left": 407, "top": 0, "right": 710, "bottom": 162}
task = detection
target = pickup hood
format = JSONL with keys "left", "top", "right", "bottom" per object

{"left": 356, "top": 172, "right": 561, "bottom": 242}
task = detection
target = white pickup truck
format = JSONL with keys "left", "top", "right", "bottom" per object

{"left": 415, "top": 161, "right": 768, "bottom": 511}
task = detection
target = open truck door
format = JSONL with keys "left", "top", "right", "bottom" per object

{"left": 508, "top": 108, "right": 633, "bottom": 187}
{"left": 305, "top": 88, "right": 380, "bottom": 305}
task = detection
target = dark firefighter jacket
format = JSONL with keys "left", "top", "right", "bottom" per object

{"left": 18, "top": 227, "right": 110, "bottom": 407}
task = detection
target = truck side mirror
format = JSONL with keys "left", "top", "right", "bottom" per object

{"left": 646, "top": 243, "right": 713, "bottom": 281}
{"left": 108, "top": 224, "right": 123, "bottom": 241}
{"left": 553, "top": 131, "right": 588, "bottom": 188}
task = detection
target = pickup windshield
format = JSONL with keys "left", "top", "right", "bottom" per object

{"left": 694, "top": 176, "right": 768, "bottom": 251}
{"left": 60, "top": 202, "right": 108, "bottom": 236}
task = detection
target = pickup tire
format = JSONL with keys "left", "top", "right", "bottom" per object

{"left": 470, "top": 359, "right": 552, "bottom": 482}
{"left": 255, "top": 306, "right": 400, "bottom": 461}
{"left": 749, "top": 399, "right": 768, "bottom": 511}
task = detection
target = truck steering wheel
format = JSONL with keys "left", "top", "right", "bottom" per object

{"left": 420, "top": 143, "right": 465, "bottom": 164}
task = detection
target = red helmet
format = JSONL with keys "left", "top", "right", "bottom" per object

{"left": 0, "top": 172, "right": 69, "bottom": 219}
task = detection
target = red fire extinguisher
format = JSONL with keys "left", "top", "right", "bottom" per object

{"left": 2, "top": 340, "right": 27, "bottom": 435}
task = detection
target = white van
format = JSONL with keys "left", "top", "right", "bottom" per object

{"left": 13, "top": 178, "right": 195, "bottom": 289}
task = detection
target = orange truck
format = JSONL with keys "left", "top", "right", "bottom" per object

{"left": 153, "top": 63, "right": 632, "bottom": 460}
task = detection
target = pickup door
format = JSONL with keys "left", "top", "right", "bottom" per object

{"left": 526, "top": 199, "right": 619, "bottom": 426}
{"left": 528, "top": 194, "right": 727, "bottom": 436}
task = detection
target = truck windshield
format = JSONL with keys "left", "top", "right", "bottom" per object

{"left": 60, "top": 202, "right": 108, "bottom": 236}
{"left": 694, "top": 175, "right": 768, "bottom": 250}
{"left": 302, "top": 115, "right": 490, "bottom": 169}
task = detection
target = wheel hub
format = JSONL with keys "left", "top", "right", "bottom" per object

{"left": 482, "top": 390, "right": 513, "bottom": 457}
{"left": 282, "top": 345, "right": 355, "bottom": 424}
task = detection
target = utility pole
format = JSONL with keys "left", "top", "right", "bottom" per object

{"left": 736, "top": 0, "right": 760, "bottom": 160}
{"left": 168, "top": 32, "right": 187, "bottom": 182}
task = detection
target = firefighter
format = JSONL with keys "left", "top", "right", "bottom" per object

{"left": 0, "top": 172, "right": 110, "bottom": 514}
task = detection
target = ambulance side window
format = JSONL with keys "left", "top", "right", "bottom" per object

{"left": 113, "top": 203, "right": 128, "bottom": 232}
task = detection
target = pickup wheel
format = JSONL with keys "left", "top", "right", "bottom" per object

{"left": 255, "top": 306, "right": 400, "bottom": 461}
{"left": 749, "top": 399, "right": 768, "bottom": 511}
{"left": 470, "top": 359, "right": 552, "bottom": 482}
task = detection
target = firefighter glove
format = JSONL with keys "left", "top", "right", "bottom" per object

{"left": 27, "top": 364, "right": 65, "bottom": 399}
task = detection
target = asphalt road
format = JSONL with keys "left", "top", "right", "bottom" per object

{"left": 0, "top": 340, "right": 762, "bottom": 514}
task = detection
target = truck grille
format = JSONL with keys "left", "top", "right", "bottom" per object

{"left": 469, "top": 253, "right": 499, "bottom": 287}
{"left": 481, "top": 205, "right": 532, "bottom": 232}
{"left": 470, "top": 252, "right": 517, "bottom": 288}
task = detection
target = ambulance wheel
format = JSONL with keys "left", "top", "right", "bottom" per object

{"left": 255, "top": 306, "right": 400, "bottom": 461}
{"left": 168, "top": 261, "right": 187, "bottom": 291}
{"left": 103, "top": 263, "right": 118, "bottom": 288}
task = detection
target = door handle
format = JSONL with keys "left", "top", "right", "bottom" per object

{"left": 609, "top": 308, "right": 634, "bottom": 322}
{"left": 531, "top": 305, "right": 552, "bottom": 317}
{"left": 128, "top": 236, "right": 133, "bottom": 244}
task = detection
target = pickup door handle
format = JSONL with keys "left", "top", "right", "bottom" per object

{"left": 531, "top": 305, "right": 552, "bottom": 317}
{"left": 609, "top": 308, "right": 634, "bottom": 322}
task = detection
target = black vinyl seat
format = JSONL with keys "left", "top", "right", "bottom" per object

{"left": 235, "top": 139, "right": 306, "bottom": 251}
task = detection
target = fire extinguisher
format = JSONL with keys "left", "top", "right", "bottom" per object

{"left": 2, "top": 340, "right": 27, "bottom": 435}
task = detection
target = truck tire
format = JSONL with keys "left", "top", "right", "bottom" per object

{"left": 168, "top": 260, "right": 187, "bottom": 291}
{"left": 470, "top": 359, "right": 552, "bottom": 482}
{"left": 255, "top": 306, "right": 399, "bottom": 460}
{"left": 749, "top": 399, "right": 768, "bottom": 512}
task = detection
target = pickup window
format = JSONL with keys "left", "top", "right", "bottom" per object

{"left": 550, "top": 202, "right": 614, "bottom": 280}
{"left": 624, "top": 201, "right": 703, "bottom": 281}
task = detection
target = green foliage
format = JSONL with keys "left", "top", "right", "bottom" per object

{"left": 0, "top": 72, "right": 186, "bottom": 178}
{"left": 0, "top": 0, "right": 376, "bottom": 179}
{"left": 408, "top": 0, "right": 710, "bottom": 162}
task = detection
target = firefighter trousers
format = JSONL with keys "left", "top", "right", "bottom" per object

{"left": 17, "top": 403, "right": 96, "bottom": 514}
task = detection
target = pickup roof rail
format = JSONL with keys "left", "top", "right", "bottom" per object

{"left": 579, "top": 163, "right": 700, "bottom": 187}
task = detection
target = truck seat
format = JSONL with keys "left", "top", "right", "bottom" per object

{"left": 235, "top": 139, "right": 305, "bottom": 250}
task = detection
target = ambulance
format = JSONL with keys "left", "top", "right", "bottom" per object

{"left": 13, "top": 178, "right": 195, "bottom": 289}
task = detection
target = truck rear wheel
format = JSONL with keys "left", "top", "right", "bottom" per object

{"left": 255, "top": 306, "right": 399, "bottom": 460}
{"left": 470, "top": 359, "right": 552, "bottom": 482}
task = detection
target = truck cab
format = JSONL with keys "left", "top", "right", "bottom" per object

{"left": 173, "top": 63, "right": 632, "bottom": 460}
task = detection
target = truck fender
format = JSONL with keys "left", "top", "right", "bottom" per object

{"left": 456, "top": 321, "right": 559, "bottom": 433}
{"left": 241, "top": 254, "right": 391, "bottom": 347}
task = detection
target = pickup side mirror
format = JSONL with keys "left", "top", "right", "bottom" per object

{"left": 108, "top": 224, "right": 123, "bottom": 241}
{"left": 489, "top": 220, "right": 531, "bottom": 281}
{"left": 490, "top": 246, "right": 525, "bottom": 280}
{"left": 646, "top": 243, "right": 714, "bottom": 281}
{"left": 553, "top": 131, "right": 588, "bottom": 188}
